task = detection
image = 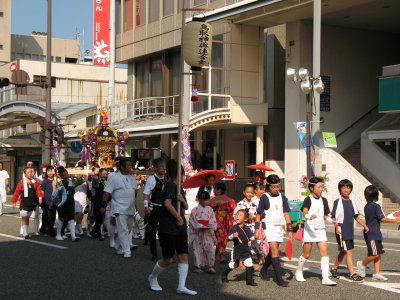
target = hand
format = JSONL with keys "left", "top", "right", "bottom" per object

{"left": 145, "top": 207, "right": 151, "bottom": 216}
{"left": 310, "top": 214, "right": 317, "bottom": 220}
{"left": 38, "top": 198, "right": 42, "bottom": 205}
{"left": 249, "top": 215, "right": 255, "bottom": 221}
{"left": 336, "top": 226, "right": 342, "bottom": 235}
{"left": 364, "top": 226, "right": 369, "bottom": 233}
{"left": 100, "top": 208, "right": 106, "bottom": 214}
{"left": 233, "top": 232, "right": 239, "bottom": 238}
{"left": 7, "top": 187, "right": 10, "bottom": 193}
{"left": 12, "top": 203, "right": 16, "bottom": 208}
{"left": 289, "top": 231, "right": 293, "bottom": 241}
{"left": 254, "top": 230, "right": 259, "bottom": 240}
{"left": 332, "top": 220, "right": 338, "bottom": 227}
{"left": 177, "top": 216, "right": 184, "bottom": 226}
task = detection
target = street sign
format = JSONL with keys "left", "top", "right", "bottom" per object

{"left": 10, "top": 62, "right": 17, "bottom": 72}
{"left": 224, "top": 160, "right": 235, "bottom": 180}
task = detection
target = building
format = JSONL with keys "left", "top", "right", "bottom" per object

{"left": 0, "top": 0, "right": 11, "bottom": 64}
{"left": 113, "top": 0, "right": 400, "bottom": 212}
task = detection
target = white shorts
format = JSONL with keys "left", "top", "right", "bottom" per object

{"left": 0, "top": 192, "right": 6, "bottom": 204}
{"left": 229, "top": 257, "right": 253, "bottom": 268}
{"left": 74, "top": 199, "right": 86, "bottom": 214}
{"left": 303, "top": 222, "right": 327, "bottom": 243}
{"left": 20, "top": 206, "right": 39, "bottom": 218}
{"left": 264, "top": 226, "right": 284, "bottom": 243}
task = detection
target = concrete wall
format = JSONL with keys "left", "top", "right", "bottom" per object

{"left": 11, "top": 34, "right": 80, "bottom": 63}
{"left": 0, "top": 0, "right": 11, "bottom": 64}
{"left": 285, "top": 20, "right": 400, "bottom": 200}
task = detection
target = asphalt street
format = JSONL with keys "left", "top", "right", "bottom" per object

{"left": 1, "top": 201, "right": 400, "bottom": 300}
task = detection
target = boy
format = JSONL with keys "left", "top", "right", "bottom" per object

{"left": 357, "top": 185, "right": 400, "bottom": 280}
{"left": 330, "top": 179, "right": 368, "bottom": 282}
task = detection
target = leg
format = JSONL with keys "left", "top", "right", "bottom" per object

{"left": 33, "top": 206, "right": 40, "bottom": 235}
{"left": 373, "top": 254, "right": 382, "bottom": 274}
{"left": 333, "top": 251, "right": 346, "bottom": 270}
{"left": 115, "top": 214, "right": 131, "bottom": 257}
{"left": 296, "top": 242, "right": 312, "bottom": 282}
{"left": 317, "top": 241, "right": 337, "bottom": 285}
{"left": 345, "top": 249, "right": 355, "bottom": 275}
{"left": 40, "top": 202, "right": 49, "bottom": 233}
{"left": 47, "top": 207, "right": 56, "bottom": 236}
{"left": 269, "top": 242, "right": 288, "bottom": 287}
{"left": 260, "top": 251, "right": 272, "bottom": 281}
{"left": 244, "top": 258, "right": 257, "bottom": 286}
{"left": 21, "top": 214, "right": 30, "bottom": 238}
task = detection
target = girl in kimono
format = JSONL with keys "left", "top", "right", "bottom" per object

{"left": 295, "top": 177, "right": 338, "bottom": 285}
{"left": 189, "top": 190, "right": 217, "bottom": 274}
{"left": 209, "top": 182, "right": 236, "bottom": 262}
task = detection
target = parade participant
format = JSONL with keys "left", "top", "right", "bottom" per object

{"left": 91, "top": 168, "right": 108, "bottom": 240}
{"left": 252, "top": 182, "right": 265, "bottom": 207}
{"left": 73, "top": 167, "right": 88, "bottom": 236}
{"left": 222, "top": 209, "right": 257, "bottom": 286}
{"left": 40, "top": 166, "right": 56, "bottom": 236}
{"left": 51, "top": 166, "right": 80, "bottom": 242}
{"left": 102, "top": 158, "right": 137, "bottom": 258}
{"left": 255, "top": 175, "right": 292, "bottom": 287}
{"left": 148, "top": 159, "right": 197, "bottom": 296}
{"left": 198, "top": 174, "right": 216, "bottom": 197}
{"left": 357, "top": 185, "right": 400, "bottom": 281}
{"left": 11, "top": 167, "right": 43, "bottom": 238}
{"left": 87, "top": 165, "right": 100, "bottom": 237}
{"left": 143, "top": 157, "right": 167, "bottom": 261}
{"left": 0, "top": 162, "right": 10, "bottom": 216}
{"left": 331, "top": 179, "right": 368, "bottom": 282}
{"left": 295, "top": 177, "right": 337, "bottom": 285}
{"left": 209, "top": 182, "right": 236, "bottom": 262}
{"left": 189, "top": 190, "right": 217, "bottom": 274}
{"left": 253, "top": 171, "right": 263, "bottom": 184}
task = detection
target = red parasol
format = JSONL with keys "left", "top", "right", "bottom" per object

{"left": 285, "top": 240, "right": 293, "bottom": 260}
{"left": 246, "top": 162, "right": 275, "bottom": 172}
{"left": 182, "top": 170, "right": 225, "bottom": 189}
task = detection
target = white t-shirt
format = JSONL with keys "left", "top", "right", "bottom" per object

{"left": 0, "top": 170, "right": 10, "bottom": 193}
{"left": 105, "top": 172, "right": 137, "bottom": 215}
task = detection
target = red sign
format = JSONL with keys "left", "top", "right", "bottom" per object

{"left": 93, "top": 0, "right": 110, "bottom": 66}
{"left": 224, "top": 160, "right": 235, "bottom": 180}
{"left": 10, "top": 62, "right": 17, "bottom": 72}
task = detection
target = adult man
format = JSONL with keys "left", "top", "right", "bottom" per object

{"left": 143, "top": 158, "right": 167, "bottom": 261}
{"left": 0, "top": 162, "right": 10, "bottom": 215}
{"left": 102, "top": 158, "right": 137, "bottom": 258}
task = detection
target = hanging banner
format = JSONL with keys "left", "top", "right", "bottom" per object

{"left": 322, "top": 132, "right": 337, "bottom": 148}
{"left": 224, "top": 160, "right": 235, "bottom": 180}
{"left": 294, "top": 122, "right": 315, "bottom": 174}
{"left": 93, "top": 0, "right": 110, "bottom": 66}
{"left": 181, "top": 129, "right": 193, "bottom": 174}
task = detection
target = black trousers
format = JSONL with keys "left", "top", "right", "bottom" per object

{"left": 40, "top": 202, "right": 49, "bottom": 232}
{"left": 92, "top": 206, "right": 104, "bottom": 235}
{"left": 144, "top": 206, "right": 162, "bottom": 258}
{"left": 47, "top": 206, "right": 57, "bottom": 235}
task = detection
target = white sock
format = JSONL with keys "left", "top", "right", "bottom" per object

{"left": 76, "top": 223, "right": 83, "bottom": 234}
{"left": 151, "top": 261, "right": 165, "bottom": 278}
{"left": 56, "top": 220, "right": 63, "bottom": 237}
{"left": 178, "top": 263, "right": 188, "bottom": 290}
{"left": 86, "top": 219, "right": 92, "bottom": 236}
{"left": 22, "top": 225, "right": 28, "bottom": 236}
{"left": 100, "top": 224, "right": 104, "bottom": 236}
{"left": 68, "top": 219, "right": 76, "bottom": 240}
{"left": 20, "top": 225, "right": 23, "bottom": 235}
{"left": 321, "top": 256, "right": 332, "bottom": 281}
{"left": 149, "top": 262, "right": 165, "bottom": 291}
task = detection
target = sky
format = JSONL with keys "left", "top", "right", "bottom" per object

{"left": 11, "top": 0, "right": 93, "bottom": 54}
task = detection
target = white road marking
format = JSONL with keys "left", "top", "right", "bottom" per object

{"left": 1, "top": 213, "right": 20, "bottom": 219}
{"left": 0, "top": 233, "right": 68, "bottom": 249}
{"left": 362, "top": 282, "right": 400, "bottom": 294}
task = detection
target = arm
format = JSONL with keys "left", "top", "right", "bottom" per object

{"left": 189, "top": 210, "right": 201, "bottom": 230}
{"left": 164, "top": 198, "right": 184, "bottom": 226}
{"left": 11, "top": 181, "right": 23, "bottom": 206}
{"left": 143, "top": 177, "right": 154, "bottom": 216}
{"left": 255, "top": 195, "right": 269, "bottom": 239}
{"left": 177, "top": 193, "right": 188, "bottom": 210}
{"left": 355, "top": 215, "right": 369, "bottom": 232}
{"left": 302, "top": 197, "right": 316, "bottom": 220}
{"left": 5, "top": 178, "right": 10, "bottom": 193}
{"left": 381, "top": 217, "right": 400, "bottom": 224}
{"left": 34, "top": 182, "right": 43, "bottom": 205}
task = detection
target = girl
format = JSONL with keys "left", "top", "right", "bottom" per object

{"left": 148, "top": 159, "right": 197, "bottom": 295}
{"left": 255, "top": 174, "right": 292, "bottom": 287}
{"left": 73, "top": 167, "right": 88, "bottom": 236}
{"left": 221, "top": 209, "right": 257, "bottom": 286}
{"left": 12, "top": 167, "right": 43, "bottom": 239}
{"left": 252, "top": 182, "right": 265, "bottom": 207}
{"left": 295, "top": 177, "right": 337, "bottom": 285}
{"left": 189, "top": 190, "right": 217, "bottom": 274}
{"left": 209, "top": 182, "right": 236, "bottom": 262}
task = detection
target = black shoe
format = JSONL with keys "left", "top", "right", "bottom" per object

{"left": 221, "top": 267, "right": 232, "bottom": 283}
{"left": 330, "top": 268, "right": 340, "bottom": 279}
{"left": 98, "top": 235, "right": 104, "bottom": 241}
{"left": 49, "top": 229, "right": 56, "bottom": 237}
{"left": 90, "top": 231, "right": 97, "bottom": 239}
{"left": 39, "top": 228, "right": 47, "bottom": 234}
{"left": 24, "top": 235, "right": 30, "bottom": 239}
{"left": 349, "top": 273, "right": 364, "bottom": 283}
{"left": 246, "top": 267, "right": 258, "bottom": 286}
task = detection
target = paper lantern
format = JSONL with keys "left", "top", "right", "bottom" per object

{"left": 182, "top": 19, "right": 213, "bottom": 71}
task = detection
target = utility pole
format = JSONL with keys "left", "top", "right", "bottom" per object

{"left": 44, "top": 0, "right": 52, "bottom": 164}
{"left": 108, "top": 0, "right": 116, "bottom": 124}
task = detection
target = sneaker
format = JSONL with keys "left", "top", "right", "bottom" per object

{"left": 116, "top": 249, "right": 124, "bottom": 255}
{"left": 62, "top": 235, "right": 68, "bottom": 240}
{"left": 56, "top": 235, "right": 64, "bottom": 241}
{"left": 373, "top": 273, "right": 388, "bottom": 281}
{"left": 330, "top": 268, "right": 340, "bottom": 278}
{"left": 350, "top": 273, "right": 364, "bottom": 283}
{"left": 357, "top": 261, "right": 366, "bottom": 278}
{"left": 124, "top": 253, "right": 131, "bottom": 259}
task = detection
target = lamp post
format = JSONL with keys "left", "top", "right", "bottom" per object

{"left": 287, "top": 67, "right": 325, "bottom": 181}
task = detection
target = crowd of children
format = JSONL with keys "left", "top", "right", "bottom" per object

{"left": 186, "top": 175, "right": 400, "bottom": 290}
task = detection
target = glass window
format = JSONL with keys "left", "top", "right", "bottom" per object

{"left": 151, "top": 57, "right": 163, "bottom": 96}
{"left": 0, "top": 12, "right": 3, "bottom": 17}
{"left": 211, "top": 69, "right": 229, "bottom": 94}
{"left": 193, "top": 70, "right": 208, "bottom": 93}
{"left": 116, "top": 0, "right": 121, "bottom": 34}
{"left": 56, "top": 56, "right": 61, "bottom": 62}
{"left": 136, "top": 60, "right": 149, "bottom": 98}
{"left": 31, "top": 54, "right": 38, "bottom": 60}
{"left": 163, "top": 0, "right": 174, "bottom": 17}
{"left": 11, "top": 52, "right": 15, "bottom": 60}
{"left": 40, "top": 55, "right": 46, "bottom": 61}
{"left": 123, "top": 0, "right": 134, "bottom": 31}
{"left": 375, "top": 140, "right": 397, "bottom": 162}
{"left": 149, "top": 0, "right": 160, "bottom": 23}
{"left": 136, "top": 0, "right": 146, "bottom": 26}
{"left": 194, "top": 0, "right": 206, "bottom": 6}
{"left": 171, "top": 52, "right": 180, "bottom": 95}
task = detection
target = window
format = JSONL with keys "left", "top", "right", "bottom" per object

{"left": 194, "top": 0, "right": 206, "bottom": 6}
{"left": 56, "top": 56, "right": 61, "bottom": 62}
{"left": 151, "top": 57, "right": 163, "bottom": 96}
{"left": 11, "top": 52, "right": 15, "bottom": 60}
{"left": 116, "top": 0, "right": 121, "bottom": 34}
{"left": 136, "top": 0, "right": 146, "bottom": 26}
{"left": 163, "top": 0, "right": 174, "bottom": 17}
{"left": 0, "top": 12, "right": 3, "bottom": 17}
{"left": 171, "top": 52, "right": 180, "bottom": 95}
{"left": 149, "top": 0, "right": 160, "bottom": 23}
{"left": 0, "top": 45, "right": 3, "bottom": 50}
{"left": 24, "top": 53, "right": 31, "bottom": 59}
{"left": 51, "top": 56, "right": 54, "bottom": 62}
{"left": 178, "top": 0, "right": 190, "bottom": 11}
{"left": 86, "top": 115, "right": 96, "bottom": 128}
{"left": 136, "top": 60, "right": 149, "bottom": 98}
{"left": 123, "top": 0, "right": 133, "bottom": 31}
{"left": 40, "top": 55, "right": 46, "bottom": 61}
{"left": 31, "top": 54, "right": 38, "bottom": 60}
{"left": 16, "top": 53, "right": 24, "bottom": 59}
{"left": 65, "top": 57, "right": 77, "bottom": 63}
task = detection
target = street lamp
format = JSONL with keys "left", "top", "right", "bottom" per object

{"left": 287, "top": 67, "right": 325, "bottom": 181}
